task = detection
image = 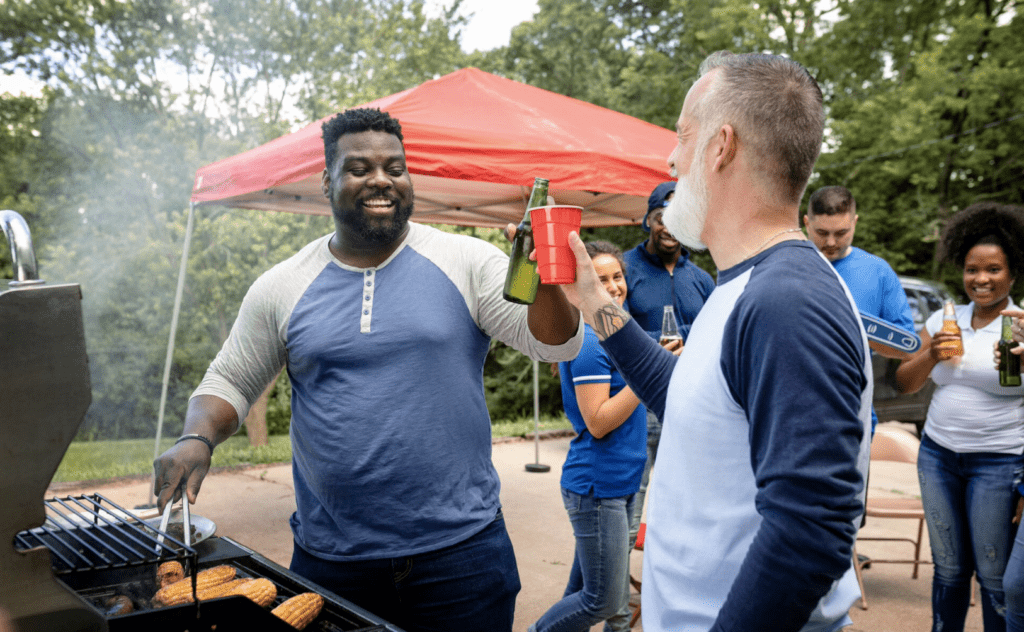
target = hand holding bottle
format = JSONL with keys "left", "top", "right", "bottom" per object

{"left": 934, "top": 300, "right": 964, "bottom": 361}
{"left": 1000, "top": 308, "right": 1024, "bottom": 353}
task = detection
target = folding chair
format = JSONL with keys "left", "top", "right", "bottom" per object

{"left": 853, "top": 425, "right": 931, "bottom": 609}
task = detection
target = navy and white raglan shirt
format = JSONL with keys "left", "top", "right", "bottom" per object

{"left": 192, "top": 222, "right": 584, "bottom": 561}
{"left": 602, "top": 240, "right": 872, "bottom": 632}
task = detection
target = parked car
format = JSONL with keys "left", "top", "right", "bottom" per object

{"left": 872, "top": 276, "right": 955, "bottom": 435}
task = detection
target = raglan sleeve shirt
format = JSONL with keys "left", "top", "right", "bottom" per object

{"left": 712, "top": 271, "right": 866, "bottom": 631}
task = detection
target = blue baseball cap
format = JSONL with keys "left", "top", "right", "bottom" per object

{"left": 642, "top": 181, "right": 676, "bottom": 232}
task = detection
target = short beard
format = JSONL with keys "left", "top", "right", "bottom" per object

{"left": 340, "top": 200, "right": 415, "bottom": 245}
{"left": 663, "top": 134, "right": 711, "bottom": 252}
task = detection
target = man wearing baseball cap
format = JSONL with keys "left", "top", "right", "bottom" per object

{"left": 622, "top": 180, "right": 715, "bottom": 566}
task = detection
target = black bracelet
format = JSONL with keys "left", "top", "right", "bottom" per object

{"left": 175, "top": 434, "right": 215, "bottom": 455}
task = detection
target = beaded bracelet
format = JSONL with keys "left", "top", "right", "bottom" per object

{"left": 175, "top": 433, "right": 215, "bottom": 456}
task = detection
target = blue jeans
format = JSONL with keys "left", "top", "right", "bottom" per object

{"left": 918, "top": 434, "right": 1023, "bottom": 632}
{"left": 289, "top": 510, "right": 520, "bottom": 632}
{"left": 531, "top": 489, "right": 635, "bottom": 632}
{"left": 1006, "top": 513, "right": 1024, "bottom": 632}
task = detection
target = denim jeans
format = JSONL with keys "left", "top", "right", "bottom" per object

{"left": 1006, "top": 516, "right": 1024, "bottom": 632}
{"left": 918, "top": 434, "right": 1023, "bottom": 632}
{"left": 289, "top": 510, "right": 520, "bottom": 632}
{"left": 531, "top": 489, "right": 635, "bottom": 632}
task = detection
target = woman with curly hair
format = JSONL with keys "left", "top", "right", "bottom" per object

{"left": 897, "top": 202, "right": 1024, "bottom": 632}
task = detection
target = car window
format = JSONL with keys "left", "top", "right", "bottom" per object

{"left": 904, "top": 289, "right": 926, "bottom": 329}
{"left": 922, "top": 289, "right": 944, "bottom": 315}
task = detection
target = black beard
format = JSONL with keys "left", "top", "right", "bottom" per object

{"left": 339, "top": 200, "right": 415, "bottom": 245}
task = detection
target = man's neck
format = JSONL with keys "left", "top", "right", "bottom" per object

{"left": 705, "top": 207, "right": 805, "bottom": 270}
{"left": 329, "top": 225, "right": 409, "bottom": 268}
{"left": 646, "top": 241, "right": 681, "bottom": 272}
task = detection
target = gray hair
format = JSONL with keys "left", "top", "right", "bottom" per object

{"left": 693, "top": 51, "right": 824, "bottom": 204}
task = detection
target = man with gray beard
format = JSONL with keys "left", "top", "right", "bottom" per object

{"left": 558, "top": 52, "right": 873, "bottom": 631}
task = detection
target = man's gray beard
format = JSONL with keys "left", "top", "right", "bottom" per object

{"left": 663, "top": 147, "right": 711, "bottom": 252}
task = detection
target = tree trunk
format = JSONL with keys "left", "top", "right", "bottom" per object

{"left": 244, "top": 379, "right": 276, "bottom": 448}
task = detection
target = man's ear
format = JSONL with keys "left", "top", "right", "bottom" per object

{"left": 711, "top": 124, "right": 737, "bottom": 172}
{"left": 321, "top": 168, "right": 331, "bottom": 197}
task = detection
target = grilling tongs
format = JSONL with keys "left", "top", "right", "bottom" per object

{"left": 154, "top": 482, "right": 192, "bottom": 554}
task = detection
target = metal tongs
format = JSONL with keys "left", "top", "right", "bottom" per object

{"left": 154, "top": 482, "right": 192, "bottom": 554}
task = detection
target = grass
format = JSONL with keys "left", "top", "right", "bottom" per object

{"left": 52, "top": 415, "right": 573, "bottom": 484}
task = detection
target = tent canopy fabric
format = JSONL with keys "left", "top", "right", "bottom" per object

{"left": 191, "top": 67, "right": 677, "bottom": 228}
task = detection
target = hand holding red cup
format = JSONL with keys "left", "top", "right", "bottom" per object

{"left": 530, "top": 205, "right": 583, "bottom": 284}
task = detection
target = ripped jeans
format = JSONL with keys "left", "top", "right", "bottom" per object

{"left": 918, "top": 434, "right": 1024, "bottom": 632}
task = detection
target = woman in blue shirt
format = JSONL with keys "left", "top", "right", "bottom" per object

{"left": 530, "top": 241, "right": 648, "bottom": 632}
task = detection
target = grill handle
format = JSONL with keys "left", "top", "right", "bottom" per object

{"left": 1, "top": 209, "right": 45, "bottom": 286}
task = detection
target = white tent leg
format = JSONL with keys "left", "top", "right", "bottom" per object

{"left": 526, "top": 359, "right": 550, "bottom": 472}
{"left": 150, "top": 202, "right": 197, "bottom": 503}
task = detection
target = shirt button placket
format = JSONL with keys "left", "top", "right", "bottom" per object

{"left": 361, "top": 269, "right": 375, "bottom": 333}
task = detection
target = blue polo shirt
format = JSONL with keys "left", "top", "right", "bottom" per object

{"left": 558, "top": 325, "right": 647, "bottom": 498}
{"left": 622, "top": 242, "right": 715, "bottom": 340}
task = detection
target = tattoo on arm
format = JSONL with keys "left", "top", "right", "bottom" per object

{"left": 592, "top": 303, "right": 631, "bottom": 340}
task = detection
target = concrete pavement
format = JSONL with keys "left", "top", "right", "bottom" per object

{"left": 48, "top": 424, "right": 983, "bottom": 631}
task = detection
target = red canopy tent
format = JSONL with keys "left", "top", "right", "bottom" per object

{"left": 190, "top": 67, "right": 677, "bottom": 228}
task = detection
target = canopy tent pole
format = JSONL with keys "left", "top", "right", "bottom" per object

{"left": 149, "top": 202, "right": 197, "bottom": 505}
{"left": 526, "top": 359, "right": 550, "bottom": 473}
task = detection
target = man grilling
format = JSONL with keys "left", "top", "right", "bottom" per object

{"left": 153, "top": 107, "right": 582, "bottom": 632}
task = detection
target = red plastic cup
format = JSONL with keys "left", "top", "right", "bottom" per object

{"left": 530, "top": 205, "right": 583, "bottom": 284}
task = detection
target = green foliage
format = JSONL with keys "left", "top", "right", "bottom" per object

{"left": 484, "top": 341, "right": 565, "bottom": 421}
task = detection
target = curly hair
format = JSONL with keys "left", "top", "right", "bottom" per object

{"left": 938, "top": 202, "right": 1024, "bottom": 277}
{"left": 322, "top": 108, "right": 404, "bottom": 170}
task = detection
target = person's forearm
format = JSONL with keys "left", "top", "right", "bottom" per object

{"left": 584, "top": 387, "right": 642, "bottom": 439}
{"left": 895, "top": 350, "right": 937, "bottom": 394}
{"left": 601, "top": 320, "right": 678, "bottom": 419}
{"left": 527, "top": 285, "right": 581, "bottom": 344}
{"left": 182, "top": 394, "right": 241, "bottom": 445}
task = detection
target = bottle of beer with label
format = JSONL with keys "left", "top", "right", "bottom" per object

{"left": 936, "top": 299, "right": 964, "bottom": 360}
{"left": 999, "top": 315, "right": 1021, "bottom": 386}
{"left": 503, "top": 177, "right": 548, "bottom": 304}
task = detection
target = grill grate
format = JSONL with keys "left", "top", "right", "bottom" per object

{"left": 13, "top": 493, "right": 196, "bottom": 575}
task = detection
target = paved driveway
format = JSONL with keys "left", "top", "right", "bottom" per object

{"left": 50, "top": 429, "right": 982, "bottom": 631}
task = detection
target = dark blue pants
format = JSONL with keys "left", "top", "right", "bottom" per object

{"left": 289, "top": 511, "right": 520, "bottom": 632}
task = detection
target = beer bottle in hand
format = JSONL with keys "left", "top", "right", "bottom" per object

{"left": 936, "top": 300, "right": 963, "bottom": 360}
{"left": 660, "top": 305, "right": 682, "bottom": 343}
{"left": 503, "top": 177, "right": 548, "bottom": 304}
{"left": 999, "top": 315, "right": 1021, "bottom": 387}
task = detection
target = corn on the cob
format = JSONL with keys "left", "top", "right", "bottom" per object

{"left": 153, "top": 564, "right": 237, "bottom": 607}
{"left": 156, "top": 561, "right": 185, "bottom": 588}
{"left": 226, "top": 578, "right": 277, "bottom": 608}
{"left": 196, "top": 578, "right": 249, "bottom": 601}
{"left": 271, "top": 592, "right": 323, "bottom": 630}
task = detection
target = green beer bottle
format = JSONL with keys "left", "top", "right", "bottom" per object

{"left": 999, "top": 315, "right": 1021, "bottom": 387}
{"left": 503, "top": 177, "right": 549, "bottom": 304}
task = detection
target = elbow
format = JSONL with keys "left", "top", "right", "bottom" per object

{"left": 583, "top": 418, "right": 608, "bottom": 439}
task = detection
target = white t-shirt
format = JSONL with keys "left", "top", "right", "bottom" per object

{"left": 924, "top": 301, "right": 1024, "bottom": 454}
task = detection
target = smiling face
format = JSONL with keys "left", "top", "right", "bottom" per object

{"left": 963, "top": 242, "right": 1014, "bottom": 310}
{"left": 647, "top": 200, "right": 681, "bottom": 259}
{"left": 322, "top": 130, "right": 414, "bottom": 247}
{"left": 804, "top": 211, "right": 857, "bottom": 262}
{"left": 591, "top": 254, "right": 628, "bottom": 307}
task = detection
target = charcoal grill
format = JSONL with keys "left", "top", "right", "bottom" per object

{"left": 1, "top": 210, "right": 402, "bottom": 632}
